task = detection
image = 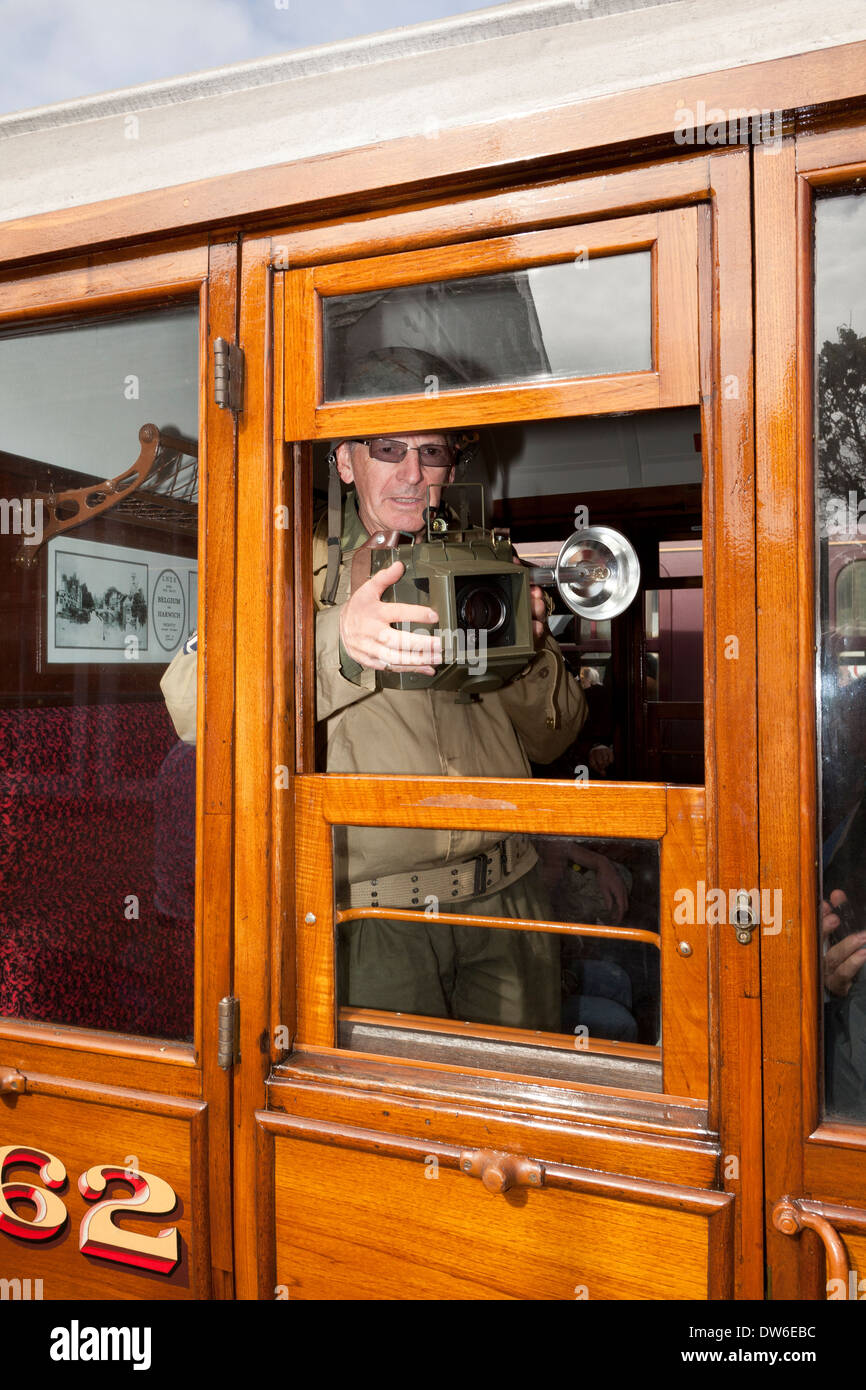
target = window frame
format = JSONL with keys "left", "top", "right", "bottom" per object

{"left": 284, "top": 209, "right": 700, "bottom": 441}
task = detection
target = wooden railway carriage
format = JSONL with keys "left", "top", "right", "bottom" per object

{"left": 1, "top": 0, "right": 866, "bottom": 1302}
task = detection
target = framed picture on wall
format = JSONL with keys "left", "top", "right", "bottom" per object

{"left": 46, "top": 535, "right": 197, "bottom": 666}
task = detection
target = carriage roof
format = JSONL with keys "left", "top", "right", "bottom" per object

{"left": 2, "top": 0, "right": 865, "bottom": 224}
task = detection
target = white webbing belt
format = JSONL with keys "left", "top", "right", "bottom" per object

{"left": 347, "top": 834, "right": 533, "bottom": 911}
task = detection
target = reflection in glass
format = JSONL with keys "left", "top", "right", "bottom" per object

{"left": 334, "top": 827, "right": 660, "bottom": 1085}
{"left": 322, "top": 252, "right": 652, "bottom": 400}
{"left": 0, "top": 306, "right": 199, "bottom": 499}
{"left": 816, "top": 193, "right": 866, "bottom": 1119}
{"left": 0, "top": 307, "right": 198, "bottom": 1040}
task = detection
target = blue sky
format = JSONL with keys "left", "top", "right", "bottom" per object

{"left": 0, "top": 0, "right": 497, "bottom": 116}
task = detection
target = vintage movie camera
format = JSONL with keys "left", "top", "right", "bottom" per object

{"left": 368, "top": 485, "right": 640, "bottom": 698}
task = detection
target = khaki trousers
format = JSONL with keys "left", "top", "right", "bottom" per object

{"left": 339, "top": 864, "right": 561, "bottom": 1032}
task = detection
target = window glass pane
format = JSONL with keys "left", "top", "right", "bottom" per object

{"left": 0, "top": 307, "right": 198, "bottom": 499}
{"left": 815, "top": 191, "right": 866, "bottom": 1119}
{"left": 312, "top": 409, "right": 703, "bottom": 787}
{"left": 334, "top": 827, "right": 660, "bottom": 1089}
{"left": 660, "top": 539, "right": 703, "bottom": 578}
{"left": 644, "top": 588, "right": 703, "bottom": 704}
{"left": 0, "top": 305, "right": 198, "bottom": 1040}
{"left": 322, "top": 252, "right": 652, "bottom": 401}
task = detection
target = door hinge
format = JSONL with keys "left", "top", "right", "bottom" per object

{"left": 213, "top": 338, "right": 244, "bottom": 413}
{"left": 217, "top": 995, "right": 240, "bottom": 1069}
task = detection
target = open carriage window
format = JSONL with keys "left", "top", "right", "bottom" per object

{"left": 310, "top": 407, "right": 702, "bottom": 785}
{"left": 0, "top": 304, "right": 199, "bottom": 1040}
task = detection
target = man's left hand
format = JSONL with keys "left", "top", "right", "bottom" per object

{"left": 528, "top": 584, "right": 547, "bottom": 645}
{"left": 511, "top": 557, "right": 548, "bottom": 645}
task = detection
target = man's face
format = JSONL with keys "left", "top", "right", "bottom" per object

{"left": 335, "top": 434, "right": 456, "bottom": 538}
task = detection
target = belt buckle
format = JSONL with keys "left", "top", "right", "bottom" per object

{"left": 472, "top": 839, "right": 510, "bottom": 897}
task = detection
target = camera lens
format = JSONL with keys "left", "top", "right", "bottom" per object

{"left": 458, "top": 583, "right": 507, "bottom": 636}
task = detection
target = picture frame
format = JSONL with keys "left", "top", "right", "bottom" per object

{"left": 46, "top": 535, "right": 197, "bottom": 666}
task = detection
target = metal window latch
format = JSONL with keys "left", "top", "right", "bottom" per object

{"left": 214, "top": 338, "right": 244, "bottom": 413}
{"left": 732, "top": 890, "right": 758, "bottom": 945}
{"left": 217, "top": 996, "right": 241, "bottom": 1068}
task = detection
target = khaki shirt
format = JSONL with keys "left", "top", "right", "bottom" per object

{"left": 161, "top": 493, "right": 588, "bottom": 891}
{"left": 314, "top": 495, "right": 587, "bottom": 889}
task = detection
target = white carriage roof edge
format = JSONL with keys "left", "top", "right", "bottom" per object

{"left": 0, "top": 0, "right": 670, "bottom": 133}
{"left": 2, "top": 0, "right": 866, "bottom": 225}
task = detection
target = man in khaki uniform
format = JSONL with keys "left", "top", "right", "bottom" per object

{"left": 162, "top": 430, "right": 587, "bottom": 1030}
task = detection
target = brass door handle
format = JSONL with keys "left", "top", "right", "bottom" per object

{"left": 0, "top": 1066, "right": 26, "bottom": 1094}
{"left": 772, "top": 1195, "right": 866, "bottom": 1293}
{"left": 459, "top": 1148, "right": 544, "bottom": 1194}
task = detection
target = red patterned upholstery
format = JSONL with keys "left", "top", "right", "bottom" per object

{"left": 0, "top": 704, "right": 194, "bottom": 1040}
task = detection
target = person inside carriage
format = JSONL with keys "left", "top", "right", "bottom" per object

{"left": 162, "top": 351, "right": 647, "bottom": 1041}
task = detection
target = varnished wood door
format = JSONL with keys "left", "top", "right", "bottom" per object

{"left": 756, "top": 118, "right": 866, "bottom": 1300}
{"left": 0, "top": 240, "right": 237, "bottom": 1299}
{"left": 233, "top": 153, "right": 765, "bottom": 1300}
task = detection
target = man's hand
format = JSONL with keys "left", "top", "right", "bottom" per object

{"left": 512, "top": 557, "right": 548, "bottom": 644}
{"left": 822, "top": 889, "right": 866, "bottom": 997}
{"left": 529, "top": 583, "right": 547, "bottom": 645}
{"left": 589, "top": 745, "right": 614, "bottom": 776}
{"left": 593, "top": 856, "right": 628, "bottom": 923}
{"left": 568, "top": 846, "right": 629, "bottom": 922}
{"left": 339, "top": 560, "right": 443, "bottom": 674}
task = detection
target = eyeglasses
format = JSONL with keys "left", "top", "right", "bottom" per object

{"left": 359, "top": 437, "right": 454, "bottom": 471}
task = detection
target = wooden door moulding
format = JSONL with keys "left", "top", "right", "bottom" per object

{"left": 0, "top": 1017, "right": 195, "bottom": 1066}
{"left": 0, "top": 1029, "right": 200, "bottom": 1097}
{"left": 2, "top": 41, "right": 865, "bottom": 268}
{"left": 231, "top": 236, "right": 278, "bottom": 1300}
{"left": 258, "top": 1106, "right": 730, "bottom": 1211}
{"left": 808, "top": 1121, "right": 866, "bottom": 1153}
{"left": 267, "top": 1056, "right": 718, "bottom": 1187}
{"left": 10, "top": 1071, "right": 208, "bottom": 1117}
{"left": 267, "top": 156, "right": 712, "bottom": 271}
{"left": 0, "top": 244, "right": 208, "bottom": 323}
{"left": 797, "top": 123, "right": 866, "bottom": 175}
{"left": 804, "top": 1140, "right": 866, "bottom": 1208}
{"left": 309, "top": 214, "right": 660, "bottom": 295}
{"left": 309, "top": 773, "right": 670, "bottom": 836}
{"left": 278, "top": 1045, "right": 707, "bottom": 1129}
{"left": 699, "top": 148, "right": 762, "bottom": 1298}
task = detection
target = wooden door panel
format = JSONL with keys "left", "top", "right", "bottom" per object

{"left": 756, "top": 121, "right": 866, "bottom": 1299}
{"left": 0, "top": 238, "right": 238, "bottom": 1300}
{"left": 262, "top": 1116, "right": 731, "bottom": 1300}
{"left": 0, "top": 1083, "right": 209, "bottom": 1299}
